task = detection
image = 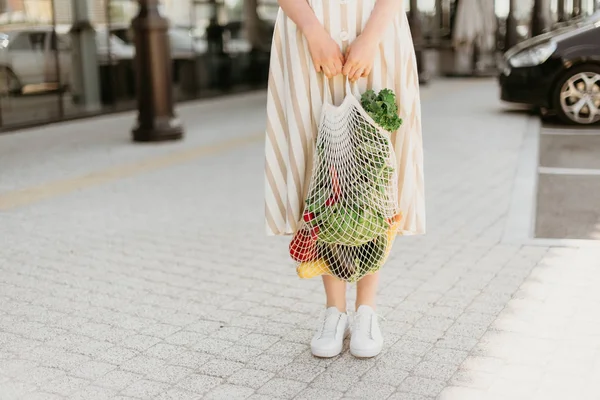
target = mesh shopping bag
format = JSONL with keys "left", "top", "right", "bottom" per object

{"left": 290, "top": 78, "right": 403, "bottom": 283}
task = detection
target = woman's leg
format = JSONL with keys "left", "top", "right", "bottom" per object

{"left": 355, "top": 271, "right": 379, "bottom": 310}
{"left": 350, "top": 271, "right": 382, "bottom": 358}
{"left": 322, "top": 274, "right": 347, "bottom": 312}
{"left": 310, "top": 274, "right": 348, "bottom": 358}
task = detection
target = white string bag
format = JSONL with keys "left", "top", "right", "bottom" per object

{"left": 290, "top": 78, "right": 402, "bottom": 283}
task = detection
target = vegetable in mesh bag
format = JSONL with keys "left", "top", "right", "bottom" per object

{"left": 291, "top": 87, "right": 403, "bottom": 282}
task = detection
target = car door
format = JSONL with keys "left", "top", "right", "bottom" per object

{"left": 44, "top": 30, "right": 71, "bottom": 86}
{"left": 7, "top": 31, "right": 46, "bottom": 85}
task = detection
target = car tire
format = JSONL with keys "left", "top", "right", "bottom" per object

{"left": 0, "top": 66, "right": 22, "bottom": 96}
{"left": 553, "top": 64, "right": 600, "bottom": 125}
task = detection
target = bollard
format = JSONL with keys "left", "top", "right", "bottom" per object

{"left": 408, "top": 0, "right": 428, "bottom": 84}
{"left": 131, "top": 0, "right": 183, "bottom": 142}
{"left": 504, "top": 0, "right": 519, "bottom": 51}
{"left": 531, "top": 0, "right": 551, "bottom": 37}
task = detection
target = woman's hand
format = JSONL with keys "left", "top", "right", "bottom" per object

{"left": 304, "top": 25, "right": 344, "bottom": 79}
{"left": 342, "top": 34, "right": 379, "bottom": 82}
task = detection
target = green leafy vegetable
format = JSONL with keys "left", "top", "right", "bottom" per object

{"left": 360, "top": 88, "right": 403, "bottom": 132}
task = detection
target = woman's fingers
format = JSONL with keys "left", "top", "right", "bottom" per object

{"left": 322, "top": 65, "right": 333, "bottom": 78}
{"left": 350, "top": 67, "right": 364, "bottom": 82}
{"left": 333, "top": 57, "right": 344, "bottom": 76}
{"left": 361, "top": 67, "right": 371, "bottom": 77}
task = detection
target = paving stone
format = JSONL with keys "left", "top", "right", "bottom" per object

{"left": 387, "top": 393, "right": 434, "bottom": 400}
{"left": 177, "top": 374, "right": 223, "bottom": 394}
{"left": 276, "top": 363, "right": 326, "bottom": 383}
{"left": 247, "top": 354, "right": 295, "bottom": 373}
{"left": 434, "top": 335, "right": 479, "bottom": 352}
{"left": 45, "top": 375, "right": 90, "bottom": 396}
{"left": 93, "top": 369, "right": 143, "bottom": 391}
{"left": 311, "top": 372, "right": 357, "bottom": 392}
{"left": 412, "top": 361, "right": 459, "bottom": 381}
{"left": 283, "top": 328, "right": 313, "bottom": 344}
{"left": 247, "top": 394, "right": 284, "bottom": 400}
{"left": 120, "top": 379, "right": 171, "bottom": 398}
{"left": 294, "top": 387, "right": 344, "bottom": 400}
{"left": 414, "top": 316, "right": 455, "bottom": 331}
{"left": 227, "top": 368, "right": 275, "bottom": 389}
{"left": 197, "top": 358, "right": 245, "bottom": 378}
{"left": 445, "top": 323, "right": 489, "bottom": 339}
{"left": 264, "top": 341, "right": 307, "bottom": 358}
{"left": 166, "top": 351, "right": 213, "bottom": 369}
{"left": 327, "top": 354, "right": 377, "bottom": 376}
{"left": 120, "top": 355, "right": 168, "bottom": 376}
{"left": 164, "top": 331, "right": 205, "bottom": 347}
{"left": 155, "top": 387, "right": 203, "bottom": 400}
{"left": 95, "top": 347, "right": 139, "bottom": 365}
{"left": 70, "top": 385, "right": 118, "bottom": 400}
{"left": 144, "top": 364, "right": 193, "bottom": 384}
{"left": 256, "top": 377, "right": 306, "bottom": 398}
{"left": 139, "top": 323, "right": 182, "bottom": 339}
{"left": 237, "top": 334, "right": 281, "bottom": 350}
{"left": 20, "top": 366, "right": 65, "bottom": 386}
{"left": 377, "top": 352, "right": 422, "bottom": 371}
{"left": 346, "top": 380, "right": 396, "bottom": 399}
{"left": 388, "top": 339, "right": 433, "bottom": 356}
{"left": 24, "top": 392, "right": 64, "bottom": 400}
{"left": 219, "top": 345, "right": 265, "bottom": 363}
{"left": 403, "top": 328, "right": 445, "bottom": 343}
{"left": 212, "top": 326, "right": 253, "bottom": 342}
{"left": 204, "top": 384, "right": 255, "bottom": 400}
{"left": 144, "top": 343, "right": 187, "bottom": 360}
{"left": 397, "top": 376, "right": 447, "bottom": 397}
{"left": 71, "top": 361, "right": 117, "bottom": 380}
{"left": 423, "top": 348, "right": 469, "bottom": 366}
{"left": 361, "top": 364, "right": 409, "bottom": 386}
{"left": 193, "top": 338, "right": 234, "bottom": 355}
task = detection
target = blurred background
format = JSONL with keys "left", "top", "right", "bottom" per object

{"left": 0, "top": 0, "right": 597, "bottom": 131}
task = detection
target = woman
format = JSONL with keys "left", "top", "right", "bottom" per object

{"left": 264, "top": 0, "right": 425, "bottom": 358}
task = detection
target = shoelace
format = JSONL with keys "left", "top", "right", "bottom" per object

{"left": 352, "top": 311, "right": 386, "bottom": 339}
{"left": 318, "top": 311, "right": 343, "bottom": 340}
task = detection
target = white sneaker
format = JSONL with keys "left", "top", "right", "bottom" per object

{"left": 311, "top": 307, "right": 349, "bottom": 358}
{"left": 350, "top": 305, "right": 384, "bottom": 358}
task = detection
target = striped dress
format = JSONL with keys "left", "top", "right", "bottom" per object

{"left": 264, "top": 0, "right": 425, "bottom": 237}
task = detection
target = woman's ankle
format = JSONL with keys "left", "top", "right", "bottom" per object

{"left": 355, "top": 301, "right": 376, "bottom": 311}
{"left": 326, "top": 303, "right": 347, "bottom": 313}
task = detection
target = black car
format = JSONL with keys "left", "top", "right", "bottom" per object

{"left": 499, "top": 12, "right": 600, "bottom": 125}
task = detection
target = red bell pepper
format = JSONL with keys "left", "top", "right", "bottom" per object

{"left": 289, "top": 228, "right": 318, "bottom": 262}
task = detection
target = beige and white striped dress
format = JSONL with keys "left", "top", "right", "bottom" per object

{"left": 264, "top": 0, "right": 425, "bottom": 237}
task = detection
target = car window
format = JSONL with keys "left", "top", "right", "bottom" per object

{"left": 8, "top": 32, "right": 33, "bottom": 50}
{"left": 49, "top": 32, "right": 71, "bottom": 51}
{"left": 29, "top": 32, "right": 46, "bottom": 51}
{"left": 96, "top": 30, "right": 129, "bottom": 50}
{"left": 111, "top": 28, "right": 134, "bottom": 44}
{"left": 169, "top": 29, "right": 194, "bottom": 50}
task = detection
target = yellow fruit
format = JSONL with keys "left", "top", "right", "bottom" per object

{"left": 297, "top": 259, "right": 330, "bottom": 279}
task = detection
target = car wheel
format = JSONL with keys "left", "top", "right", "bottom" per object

{"left": 0, "top": 66, "right": 22, "bottom": 95}
{"left": 553, "top": 64, "right": 600, "bottom": 125}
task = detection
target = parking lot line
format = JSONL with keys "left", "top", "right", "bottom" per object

{"left": 541, "top": 127, "right": 600, "bottom": 135}
{"left": 538, "top": 166, "right": 600, "bottom": 176}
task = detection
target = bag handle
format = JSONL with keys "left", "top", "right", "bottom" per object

{"left": 322, "top": 75, "right": 360, "bottom": 104}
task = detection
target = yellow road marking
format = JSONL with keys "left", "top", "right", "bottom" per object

{"left": 0, "top": 133, "right": 263, "bottom": 211}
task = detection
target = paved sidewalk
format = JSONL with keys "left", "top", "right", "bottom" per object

{"left": 1, "top": 79, "right": 599, "bottom": 400}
